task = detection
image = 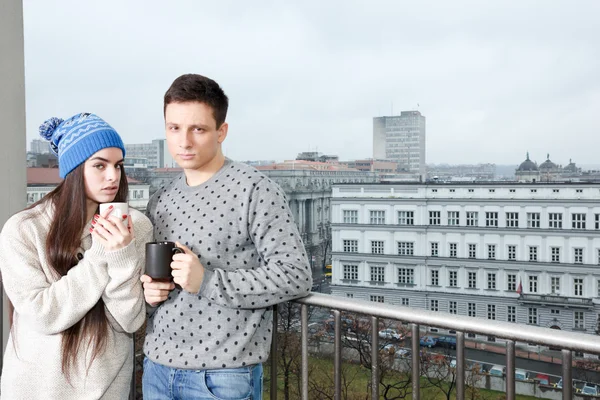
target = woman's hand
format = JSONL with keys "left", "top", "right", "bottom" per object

{"left": 90, "top": 206, "right": 133, "bottom": 251}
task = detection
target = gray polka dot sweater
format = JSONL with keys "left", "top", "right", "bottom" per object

{"left": 144, "top": 159, "right": 312, "bottom": 369}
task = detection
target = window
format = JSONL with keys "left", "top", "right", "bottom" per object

{"left": 529, "top": 276, "right": 538, "bottom": 293}
{"left": 576, "top": 189, "right": 583, "bottom": 193}
{"left": 343, "top": 210, "right": 358, "bottom": 224}
{"left": 398, "top": 268, "right": 414, "bottom": 284}
{"left": 430, "top": 299, "right": 439, "bottom": 311}
{"left": 432, "top": 189, "right": 438, "bottom": 193}
{"left": 507, "top": 306, "right": 516, "bottom": 323}
{"left": 346, "top": 293, "right": 354, "bottom": 298}
{"left": 549, "top": 213, "right": 563, "bottom": 228}
{"left": 370, "top": 266, "right": 385, "bottom": 282}
{"left": 450, "top": 189, "right": 455, "bottom": 193}
{"left": 429, "top": 211, "right": 441, "bottom": 225}
{"left": 553, "top": 189, "right": 560, "bottom": 193}
{"left": 468, "top": 244, "right": 477, "bottom": 259}
{"left": 489, "top": 188, "right": 496, "bottom": 193}
{"left": 507, "top": 274, "right": 517, "bottom": 291}
{"left": 430, "top": 242, "right": 439, "bottom": 257}
{"left": 551, "top": 309, "right": 560, "bottom": 315}
{"left": 574, "top": 248, "right": 583, "bottom": 264}
{"left": 401, "top": 298, "right": 409, "bottom": 306}
{"left": 449, "top": 243, "right": 457, "bottom": 258}
{"left": 468, "top": 188, "right": 474, "bottom": 193}
{"left": 343, "top": 264, "right": 358, "bottom": 280}
{"left": 527, "top": 212, "right": 540, "bottom": 228}
{"left": 506, "top": 212, "right": 519, "bottom": 228}
{"left": 371, "top": 240, "right": 384, "bottom": 254}
{"left": 596, "top": 214, "right": 600, "bottom": 230}
{"left": 487, "top": 304, "right": 496, "bottom": 320}
{"left": 485, "top": 212, "right": 498, "bottom": 227}
{"left": 370, "top": 210, "right": 386, "bottom": 225}
{"left": 468, "top": 271, "right": 477, "bottom": 288}
{"left": 466, "top": 211, "right": 478, "bottom": 226}
{"left": 397, "top": 242, "right": 414, "bottom": 255}
{"left": 507, "top": 245, "right": 517, "bottom": 261}
{"left": 487, "top": 244, "right": 496, "bottom": 260}
{"left": 574, "top": 311, "right": 585, "bottom": 330}
{"left": 487, "top": 273, "right": 496, "bottom": 290}
{"left": 448, "top": 211, "right": 460, "bottom": 225}
{"left": 509, "top": 189, "right": 516, "bottom": 193}
{"left": 574, "top": 278, "right": 584, "bottom": 296}
{"left": 551, "top": 247, "right": 560, "bottom": 263}
{"left": 528, "top": 246, "right": 538, "bottom": 262}
{"left": 370, "top": 295, "right": 384, "bottom": 303}
{"left": 449, "top": 270, "right": 458, "bottom": 287}
{"left": 468, "top": 303, "right": 476, "bottom": 317}
{"left": 572, "top": 213, "right": 586, "bottom": 229}
{"left": 598, "top": 249, "right": 600, "bottom": 265}
{"left": 449, "top": 301, "right": 457, "bottom": 314}
{"left": 551, "top": 277, "right": 561, "bottom": 294}
{"left": 398, "top": 211, "right": 414, "bottom": 225}
{"left": 530, "top": 189, "right": 537, "bottom": 193}
{"left": 528, "top": 308, "right": 538, "bottom": 325}
{"left": 343, "top": 239, "right": 358, "bottom": 253}
{"left": 430, "top": 269, "right": 439, "bottom": 286}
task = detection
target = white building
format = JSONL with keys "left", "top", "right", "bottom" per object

{"left": 373, "top": 111, "right": 426, "bottom": 180}
{"left": 124, "top": 139, "right": 174, "bottom": 169}
{"left": 330, "top": 182, "right": 600, "bottom": 342}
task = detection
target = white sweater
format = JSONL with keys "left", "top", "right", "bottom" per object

{"left": 0, "top": 202, "right": 153, "bottom": 399}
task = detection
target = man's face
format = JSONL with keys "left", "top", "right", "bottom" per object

{"left": 164, "top": 101, "right": 228, "bottom": 171}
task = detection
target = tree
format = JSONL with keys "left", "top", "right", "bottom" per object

{"left": 420, "top": 349, "right": 457, "bottom": 400}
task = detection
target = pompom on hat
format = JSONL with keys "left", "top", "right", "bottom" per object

{"left": 38, "top": 113, "right": 126, "bottom": 178}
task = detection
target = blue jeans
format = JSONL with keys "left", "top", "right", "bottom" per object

{"left": 142, "top": 357, "right": 263, "bottom": 400}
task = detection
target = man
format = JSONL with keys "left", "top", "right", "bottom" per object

{"left": 141, "top": 74, "right": 312, "bottom": 399}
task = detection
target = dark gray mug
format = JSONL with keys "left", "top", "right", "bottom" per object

{"left": 145, "top": 241, "right": 184, "bottom": 279}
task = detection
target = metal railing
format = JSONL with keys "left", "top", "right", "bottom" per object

{"left": 269, "top": 292, "right": 600, "bottom": 400}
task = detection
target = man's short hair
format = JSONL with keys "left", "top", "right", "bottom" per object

{"left": 164, "top": 74, "right": 229, "bottom": 128}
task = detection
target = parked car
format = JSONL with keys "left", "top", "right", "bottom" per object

{"left": 515, "top": 369, "right": 529, "bottom": 381}
{"left": 395, "top": 348, "right": 411, "bottom": 359}
{"left": 582, "top": 384, "right": 598, "bottom": 396}
{"left": 419, "top": 336, "right": 438, "bottom": 348}
{"left": 535, "top": 373, "right": 549, "bottom": 385}
{"left": 436, "top": 335, "right": 457, "bottom": 349}
{"left": 488, "top": 365, "right": 505, "bottom": 377}
{"left": 378, "top": 328, "right": 404, "bottom": 341}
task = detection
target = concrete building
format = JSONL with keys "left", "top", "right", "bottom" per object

{"left": 124, "top": 139, "right": 174, "bottom": 169}
{"left": 26, "top": 168, "right": 150, "bottom": 210}
{"left": 29, "top": 139, "right": 50, "bottom": 154}
{"left": 373, "top": 111, "right": 426, "bottom": 179}
{"left": 427, "top": 163, "right": 496, "bottom": 182}
{"left": 330, "top": 182, "right": 600, "bottom": 343}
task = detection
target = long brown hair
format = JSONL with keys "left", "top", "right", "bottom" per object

{"left": 31, "top": 162, "right": 129, "bottom": 378}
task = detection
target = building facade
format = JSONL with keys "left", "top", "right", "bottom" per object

{"left": 124, "top": 139, "right": 175, "bottom": 169}
{"left": 330, "top": 182, "right": 600, "bottom": 342}
{"left": 373, "top": 111, "right": 426, "bottom": 179}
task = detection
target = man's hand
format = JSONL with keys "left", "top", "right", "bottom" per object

{"left": 140, "top": 274, "right": 175, "bottom": 307}
{"left": 171, "top": 242, "right": 205, "bottom": 294}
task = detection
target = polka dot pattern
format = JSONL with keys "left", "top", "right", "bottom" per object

{"left": 144, "top": 160, "right": 312, "bottom": 370}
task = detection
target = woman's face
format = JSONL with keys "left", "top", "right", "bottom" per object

{"left": 83, "top": 147, "right": 124, "bottom": 204}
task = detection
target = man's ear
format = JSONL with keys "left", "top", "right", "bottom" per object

{"left": 217, "top": 122, "right": 228, "bottom": 144}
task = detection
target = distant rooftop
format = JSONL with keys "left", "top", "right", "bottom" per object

{"left": 27, "top": 167, "right": 142, "bottom": 185}
{"left": 256, "top": 160, "right": 359, "bottom": 171}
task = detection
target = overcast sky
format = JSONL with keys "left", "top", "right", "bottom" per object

{"left": 23, "top": 0, "right": 600, "bottom": 165}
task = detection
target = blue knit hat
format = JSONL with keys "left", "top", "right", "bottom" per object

{"left": 38, "top": 113, "right": 126, "bottom": 178}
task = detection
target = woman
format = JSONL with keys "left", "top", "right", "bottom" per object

{"left": 0, "top": 113, "right": 152, "bottom": 399}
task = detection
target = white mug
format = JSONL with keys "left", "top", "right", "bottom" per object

{"left": 99, "top": 202, "right": 129, "bottom": 227}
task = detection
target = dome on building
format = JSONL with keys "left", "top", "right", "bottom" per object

{"left": 517, "top": 152, "right": 538, "bottom": 172}
{"left": 539, "top": 153, "right": 557, "bottom": 171}
{"left": 564, "top": 158, "right": 578, "bottom": 173}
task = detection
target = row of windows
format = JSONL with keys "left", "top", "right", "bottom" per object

{"left": 350, "top": 293, "right": 588, "bottom": 329}
{"left": 341, "top": 264, "right": 595, "bottom": 297}
{"left": 429, "top": 188, "right": 585, "bottom": 195}
{"left": 341, "top": 239, "right": 598, "bottom": 265}
{"left": 343, "top": 210, "right": 600, "bottom": 230}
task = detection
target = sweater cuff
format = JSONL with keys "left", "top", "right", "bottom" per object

{"left": 198, "top": 267, "right": 214, "bottom": 296}
{"left": 103, "top": 239, "right": 138, "bottom": 269}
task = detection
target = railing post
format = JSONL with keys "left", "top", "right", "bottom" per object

{"left": 562, "top": 349, "right": 572, "bottom": 400}
{"left": 270, "top": 304, "right": 278, "bottom": 400}
{"left": 456, "top": 331, "right": 465, "bottom": 400}
{"left": 371, "top": 316, "right": 379, "bottom": 399}
{"left": 411, "top": 323, "right": 420, "bottom": 400}
{"left": 506, "top": 340, "right": 515, "bottom": 400}
{"left": 301, "top": 304, "right": 309, "bottom": 400}
{"left": 333, "top": 310, "right": 341, "bottom": 400}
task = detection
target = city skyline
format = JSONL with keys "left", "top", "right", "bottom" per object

{"left": 22, "top": 0, "right": 600, "bottom": 165}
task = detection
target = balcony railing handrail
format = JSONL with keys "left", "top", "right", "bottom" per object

{"left": 294, "top": 293, "right": 600, "bottom": 354}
